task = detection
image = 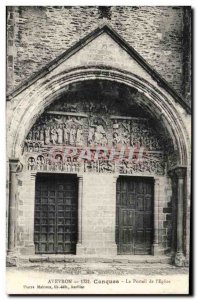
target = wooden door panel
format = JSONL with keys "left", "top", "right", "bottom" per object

{"left": 145, "top": 231, "right": 152, "bottom": 246}
{"left": 144, "top": 213, "right": 152, "bottom": 228}
{"left": 135, "top": 212, "right": 144, "bottom": 229}
{"left": 121, "top": 209, "right": 134, "bottom": 226}
{"left": 145, "top": 195, "right": 152, "bottom": 210}
{"left": 136, "top": 196, "right": 144, "bottom": 210}
{"left": 128, "top": 194, "right": 135, "bottom": 208}
{"left": 135, "top": 230, "right": 144, "bottom": 244}
{"left": 34, "top": 174, "right": 78, "bottom": 254}
{"left": 116, "top": 177, "right": 153, "bottom": 255}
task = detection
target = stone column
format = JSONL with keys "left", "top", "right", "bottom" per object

{"left": 77, "top": 175, "right": 83, "bottom": 245}
{"left": 174, "top": 167, "right": 186, "bottom": 267}
{"left": 113, "top": 175, "right": 118, "bottom": 253}
{"left": 8, "top": 158, "right": 19, "bottom": 254}
{"left": 152, "top": 177, "right": 160, "bottom": 255}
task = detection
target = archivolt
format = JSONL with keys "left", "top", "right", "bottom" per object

{"left": 8, "top": 66, "right": 190, "bottom": 166}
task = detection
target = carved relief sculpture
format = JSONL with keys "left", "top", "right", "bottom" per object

{"left": 23, "top": 103, "right": 168, "bottom": 176}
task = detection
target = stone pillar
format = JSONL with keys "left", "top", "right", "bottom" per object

{"left": 24, "top": 173, "right": 36, "bottom": 255}
{"left": 77, "top": 174, "right": 83, "bottom": 244}
{"left": 8, "top": 158, "right": 19, "bottom": 254}
{"left": 152, "top": 177, "right": 160, "bottom": 255}
{"left": 174, "top": 167, "right": 186, "bottom": 267}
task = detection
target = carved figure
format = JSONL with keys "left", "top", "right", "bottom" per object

{"left": 73, "top": 158, "right": 80, "bottom": 172}
{"left": 44, "top": 127, "right": 50, "bottom": 145}
{"left": 34, "top": 143, "right": 39, "bottom": 152}
{"left": 65, "top": 157, "right": 72, "bottom": 172}
{"left": 88, "top": 127, "right": 95, "bottom": 146}
{"left": 69, "top": 124, "right": 77, "bottom": 145}
{"left": 94, "top": 125, "right": 104, "bottom": 145}
{"left": 55, "top": 154, "right": 63, "bottom": 170}
{"left": 121, "top": 131, "right": 129, "bottom": 144}
{"left": 89, "top": 125, "right": 108, "bottom": 146}
{"left": 36, "top": 155, "right": 45, "bottom": 171}
{"left": 46, "top": 158, "right": 52, "bottom": 171}
{"left": 50, "top": 126, "right": 57, "bottom": 144}
{"left": 34, "top": 127, "right": 40, "bottom": 141}
{"left": 28, "top": 157, "right": 35, "bottom": 170}
{"left": 57, "top": 125, "right": 63, "bottom": 144}
{"left": 40, "top": 128, "right": 44, "bottom": 141}
{"left": 101, "top": 133, "right": 108, "bottom": 146}
{"left": 76, "top": 125, "right": 83, "bottom": 146}
{"left": 28, "top": 143, "right": 33, "bottom": 152}
{"left": 63, "top": 124, "right": 69, "bottom": 144}
{"left": 99, "top": 160, "right": 113, "bottom": 173}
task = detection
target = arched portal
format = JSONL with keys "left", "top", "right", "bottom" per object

{"left": 7, "top": 67, "right": 190, "bottom": 265}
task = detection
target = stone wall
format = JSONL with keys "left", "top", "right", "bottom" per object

{"left": 6, "top": 6, "right": 191, "bottom": 105}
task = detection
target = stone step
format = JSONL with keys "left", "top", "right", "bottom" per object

{"left": 19, "top": 255, "right": 172, "bottom": 265}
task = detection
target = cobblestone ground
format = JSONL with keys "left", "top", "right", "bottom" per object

{"left": 7, "top": 263, "right": 189, "bottom": 275}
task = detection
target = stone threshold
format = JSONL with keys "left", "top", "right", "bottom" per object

{"left": 19, "top": 255, "right": 172, "bottom": 264}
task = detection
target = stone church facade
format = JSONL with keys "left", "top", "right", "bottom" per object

{"left": 6, "top": 7, "right": 191, "bottom": 266}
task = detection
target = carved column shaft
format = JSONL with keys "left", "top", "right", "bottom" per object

{"left": 8, "top": 159, "right": 19, "bottom": 253}
{"left": 174, "top": 167, "right": 186, "bottom": 266}
{"left": 77, "top": 175, "right": 83, "bottom": 244}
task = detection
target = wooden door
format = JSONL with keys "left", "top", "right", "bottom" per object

{"left": 116, "top": 177, "right": 153, "bottom": 255}
{"left": 34, "top": 174, "right": 78, "bottom": 254}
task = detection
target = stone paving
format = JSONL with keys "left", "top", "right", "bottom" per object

{"left": 7, "top": 262, "right": 189, "bottom": 276}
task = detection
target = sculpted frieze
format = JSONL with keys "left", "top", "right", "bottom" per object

{"left": 23, "top": 99, "right": 172, "bottom": 175}
{"left": 25, "top": 148, "right": 166, "bottom": 176}
{"left": 112, "top": 119, "right": 130, "bottom": 146}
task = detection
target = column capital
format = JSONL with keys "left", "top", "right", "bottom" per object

{"left": 174, "top": 166, "right": 187, "bottom": 179}
{"left": 168, "top": 166, "right": 187, "bottom": 179}
{"left": 9, "top": 158, "right": 20, "bottom": 173}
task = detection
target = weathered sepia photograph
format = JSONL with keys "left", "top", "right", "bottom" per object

{"left": 6, "top": 6, "right": 192, "bottom": 295}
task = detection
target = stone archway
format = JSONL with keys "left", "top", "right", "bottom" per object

{"left": 8, "top": 67, "right": 190, "bottom": 164}
{"left": 7, "top": 66, "right": 191, "bottom": 265}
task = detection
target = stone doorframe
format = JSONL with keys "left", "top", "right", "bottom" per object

{"left": 7, "top": 67, "right": 190, "bottom": 265}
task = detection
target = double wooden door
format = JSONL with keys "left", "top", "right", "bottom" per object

{"left": 34, "top": 174, "right": 78, "bottom": 254}
{"left": 116, "top": 177, "right": 154, "bottom": 255}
